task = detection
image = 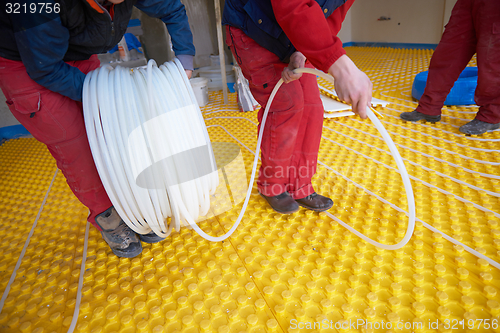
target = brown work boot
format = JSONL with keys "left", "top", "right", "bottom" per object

{"left": 95, "top": 207, "right": 142, "bottom": 258}
{"left": 295, "top": 192, "right": 333, "bottom": 212}
{"left": 259, "top": 192, "right": 299, "bottom": 214}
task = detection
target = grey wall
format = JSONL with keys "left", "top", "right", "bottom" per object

{"left": 138, "top": 0, "right": 232, "bottom": 69}
{"left": 184, "top": 0, "right": 218, "bottom": 68}
{"left": 184, "top": 0, "right": 233, "bottom": 68}
{"left": 0, "top": 92, "right": 20, "bottom": 128}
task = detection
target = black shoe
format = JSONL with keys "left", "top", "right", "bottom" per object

{"left": 459, "top": 118, "right": 500, "bottom": 135}
{"left": 295, "top": 192, "right": 333, "bottom": 212}
{"left": 95, "top": 207, "right": 142, "bottom": 258}
{"left": 400, "top": 110, "right": 441, "bottom": 123}
{"left": 138, "top": 231, "right": 166, "bottom": 244}
{"left": 259, "top": 192, "right": 299, "bottom": 214}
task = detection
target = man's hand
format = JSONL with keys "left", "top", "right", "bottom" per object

{"left": 328, "top": 55, "right": 372, "bottom": 119}
{"left": 282, "top": 52, "right": 306, "bottom": 83}
{"left": 185, "top": 69, "right": 193, "bottom": 79}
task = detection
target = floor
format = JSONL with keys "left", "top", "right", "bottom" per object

{"left": 0, "top": 47, "right": 499, "bottom": 333}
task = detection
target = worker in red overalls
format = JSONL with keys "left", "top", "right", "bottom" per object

{"left": 401, "top": 0, "right": 500, "bottom": 135}
{"left": 223, "top": 0, "right": 372, "bottom": 213}
{"left": 0, "top": 0, "right": 195, "bottom": 257}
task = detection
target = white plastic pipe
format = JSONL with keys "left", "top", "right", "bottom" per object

{"left": 83, "top": 61, "right": 415, "bottom": 249}
{"left": 259, "top": 68, "right": 415, "bottom": 249}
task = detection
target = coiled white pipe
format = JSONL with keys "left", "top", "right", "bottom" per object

{"left": 84, "top": 60, "right": 219, "bottom": 239}
{"left": 84, "top": 61, "right": 415, "bottom": 249}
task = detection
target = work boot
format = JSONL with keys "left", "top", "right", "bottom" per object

{"left": 95, "top": 207, "right": 142, "bottom": 258}
{"left": 400, "top": 110, "right": 441, "bottom": 123}
{"left": 138, "top": 231, "right": 166, "bottom": 244}
{"left": 295, "top": 192, "right": 333, "bottom": 212}
{"left": 260, "top": 192, "right": 299, "bottom": 214}
{"left": 459, "top": 118, "right": 500, "bottom": 135}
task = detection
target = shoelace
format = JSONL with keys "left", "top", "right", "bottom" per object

{"left": 302, "top": 193, "right": 318, "bottom": 201}
{"left": 110, "top": 222, "right": 133, "bottom": 241}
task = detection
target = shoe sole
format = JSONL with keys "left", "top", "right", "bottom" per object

{"left": 138, "top": 235, "right": 166, "bottom": 244}
{"left": 272, "top": 206, "right": 300, "bottom": 214}
{"left": 296, "top": 202, "right": 333, "bottom": 212}
{"left": 111, "top": 247, "right": 143, "bottom": 258}
{"left": 109, "top": 242, "right": 143, "bottom": 258}
{"left": 400, "top": 113, "right": 441, "bottom": 123}
{"left": 259, "top": 193, "right": 299, "bottom": 214}
{"left": 401, "top": 117, "right": 441, "bottom": 123}
{"left": 460, "top": 124, "right": 500, "bottom": 135}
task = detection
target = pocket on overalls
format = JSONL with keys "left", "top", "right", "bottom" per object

{"left": 8, "top": 91, "right": 67, "bottom": 144}
{"left": 11, "top": 92, "right": 41, "bottom": 118}
{"left": 250, "top": 64, "right": 276, "bottom": 87}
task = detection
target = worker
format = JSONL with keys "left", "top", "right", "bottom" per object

{"left": 222, "top": 0, "right": 372, "bottom": 214}
{"left": 400, "top": 0, "right": 500, "bottom": 136}
{"left": 0, "top": 0, "right": 195, "bottom": 257}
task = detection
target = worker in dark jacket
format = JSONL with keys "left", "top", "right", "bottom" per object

{"left": 0, "top": 0, "right": 195, "bottom": 257}
{"left": 223, "top": 0, "right": 372, "bottom": 214}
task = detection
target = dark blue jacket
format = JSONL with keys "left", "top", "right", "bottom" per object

{"left": 222, "top": 0, "right": 346, "bottom": 62}
{"left": 0, "top": 0, "right": 194, "bottom": 101}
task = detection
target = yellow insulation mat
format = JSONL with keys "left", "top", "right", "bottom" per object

{"left": 0, "top": 47, "right": 498, "bottom": 333}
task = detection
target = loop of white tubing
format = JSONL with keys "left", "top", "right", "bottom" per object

{"left": 84, "top": 61, "right": 415, "bottom": 249}
{"left": 83, "top": 60, "right": 221, "bottom": 239}
{"left": 277, "top": 68, "right": 416, "bottom": 250}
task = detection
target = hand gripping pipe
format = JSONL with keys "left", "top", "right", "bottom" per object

{"left": 83, "top": 60, "right": 415, "bottom": 249}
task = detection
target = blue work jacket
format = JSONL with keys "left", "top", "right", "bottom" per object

{"left": 222, "top": 0, "right": 347, "bottom": 62}
{"left": 0, "top": 0, "right": 194, "bottom": 101}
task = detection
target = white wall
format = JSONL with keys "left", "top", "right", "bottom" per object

{"left": 349, "top": 0, "right": 448, "bottom": 44}
{"left": 337, "top": 9, "right": 352, "bottom": 43}
{"left": 443, "top": 0, "right": 458, "bottom": 31}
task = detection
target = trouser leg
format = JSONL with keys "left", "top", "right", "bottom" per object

{"left": 226, "top": 26, "right": 323, "bottom": 198}
{"left": 286, "top": 62, "right": 324, "bottom": 199}
{"left": 473, "top": 0, "right": 500, "bottom": 124}
{"left": 416, "top": 0, "right": 476, "bottom": 116}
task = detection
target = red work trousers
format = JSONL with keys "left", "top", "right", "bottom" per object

{"left": 226, "top": 26, "right": 324, "bottom": 199}
{"left": 417, "top": 0, "right": 500, "bottom": 124}
{"left": 0, "top": 55, "right": 111, "bottom": 230}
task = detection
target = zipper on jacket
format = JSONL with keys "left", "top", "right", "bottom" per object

{"left": 92, "top": 0, "right": 114, "bottom": 38}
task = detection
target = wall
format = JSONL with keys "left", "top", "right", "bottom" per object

{"left": 349, "top": 0, "right": 447, "bottom": 45}
{"left": 0, "top": 92, "right": 19, "bottom": 128}
{"left": 443, "top": 0, "right": 458, "bottom": 31}
{"left": 138, "top": 0, "right": 230, "bottom": 69}
{"left": 337, "top": 9, "right": 352, "bottom": 43}
{"left": 183, "top": 0, "right": 219, "bottom": 68}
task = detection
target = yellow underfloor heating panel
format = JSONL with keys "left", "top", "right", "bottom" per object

{"left": 0, "top": 47, "right": 499, "bottom": 333}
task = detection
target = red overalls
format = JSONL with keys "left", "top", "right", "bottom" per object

{"left": 0, "top": 55, "right": 111, "bottom": 230}
{"left": 226, "top": 26, "right": 324, "bottom": 199}
{"left": 225, "top": 0, "right": 353, "bottom": 199}
{"left": 417, "top": 0, "right": 500, "bottom": 124}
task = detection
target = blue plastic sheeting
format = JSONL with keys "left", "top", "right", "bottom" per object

{"left": 0, "top": 124, "right": 30, "bottom": 141}
{"left": 412, "top": 67, "right": 477, "bottom": 105}
{"left": 128, "top": 19, "right": 141, "bottom": 27}
{"left": 109, "top": 33, "right": 143, "bottom": 54}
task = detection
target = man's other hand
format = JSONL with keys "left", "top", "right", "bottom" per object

{"left": 282, "top": 52, "right": 306, "bottom": 83}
